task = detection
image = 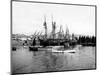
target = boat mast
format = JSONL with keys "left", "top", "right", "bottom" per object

{"left": 65, "top": 25, "right": 70, "bottom": 40}
{"left": 43, "top": 15, "right": 47, "bottom": 39}
{"left": 51, "top": 15, "right": 56, "bottom": 39}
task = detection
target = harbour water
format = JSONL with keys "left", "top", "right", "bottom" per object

{"left": 11, "top": 45, "right": 96, "bottom": 74}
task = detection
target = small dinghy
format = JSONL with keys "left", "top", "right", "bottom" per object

{"left": 51, "top": 46, "right": 76, "bottom": 53}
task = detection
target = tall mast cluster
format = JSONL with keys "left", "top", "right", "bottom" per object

{"left": 43, "top": 15, "right": 69, "bottom": 40}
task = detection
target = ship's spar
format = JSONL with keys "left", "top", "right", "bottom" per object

{"left": 43, "top": 15, "right": 70, "bottom": 40}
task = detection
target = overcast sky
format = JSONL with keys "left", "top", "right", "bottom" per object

{"left": 12, "top": 1, "right": 95, "bottom": 36}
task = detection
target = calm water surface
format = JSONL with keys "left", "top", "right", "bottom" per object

{"left": 11, "top": 45, "right": 96, "bottom": 74}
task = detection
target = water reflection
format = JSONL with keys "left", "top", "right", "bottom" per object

{"left": 12, "top": 46, "right": 95, "bottom": 74}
